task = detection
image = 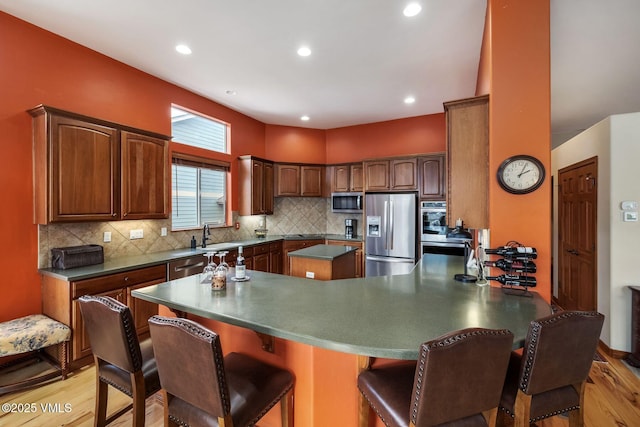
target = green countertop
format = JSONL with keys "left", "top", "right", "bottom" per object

{"left": 132, "top": 253, "right": 551, "bottom": 359}
{"left": 38, "top": 234, "right": 362, "bottom": 281}
{"left": 288, "top": 244, "right": 358, "bottom": 260}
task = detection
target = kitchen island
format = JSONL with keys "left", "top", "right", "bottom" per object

{"left": 288, "top": 244, "right": 358, "bottom": 280}
{"left": 133, "top": 254, "right": 550, "bottom": 427}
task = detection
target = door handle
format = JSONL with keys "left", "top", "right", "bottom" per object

{"left": 389, "top": 200, "right": 394, "bottom": 250}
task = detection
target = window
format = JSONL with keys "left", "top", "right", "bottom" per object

{"left": 171, "top": 106, "right": 230, "bottom": 230}
{"left": 171, "top": 106, "right": 228, "bottom": 153}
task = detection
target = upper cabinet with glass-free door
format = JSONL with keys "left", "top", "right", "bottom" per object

{"left": 29, "top": 105, "right": 170, "bottom": 224}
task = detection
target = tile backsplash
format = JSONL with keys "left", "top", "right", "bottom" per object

{"left": 38, "top": 197, "right": 363, "bottom": 268}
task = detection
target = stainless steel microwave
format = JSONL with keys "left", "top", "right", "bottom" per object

{"left": 331, "top": 192, "right": 363, "bottom": 213}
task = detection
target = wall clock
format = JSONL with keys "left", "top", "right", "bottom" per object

{"left": 497, "top": 155, "right": 545, "bottom": 194}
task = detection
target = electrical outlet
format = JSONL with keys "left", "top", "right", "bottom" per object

{"left": 160, "top": 227, "right": 167, "bottom": 237}
{"left": 103, "top": 231, "right": 111, "bottom": 243}
{"left": 129, "top": 229, "right": 144, "bottom": 239}
{"left": 305, "top": 271, "right": 315, "bottom": 279}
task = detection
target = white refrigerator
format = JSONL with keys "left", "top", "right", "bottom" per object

{"left": 365, "top": 193, "right": 417, "bottom": 277}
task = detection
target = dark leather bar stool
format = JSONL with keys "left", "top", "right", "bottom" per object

{"left": 496, "top": 310, "right": 604, "bottom": 427}
{"left": 148, "top": 315, "right": 294, "bottom": 427}
{"left": 78, "top": 295, "right": 160, "bottom": 427}
{"left": 358, "top": 327, "right": 514, "bottom": 427}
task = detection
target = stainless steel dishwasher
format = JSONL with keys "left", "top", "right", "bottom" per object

{"left": 167, "top": 255, "right": 206, "bottom": 280}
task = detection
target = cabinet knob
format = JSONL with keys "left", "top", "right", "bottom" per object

{"left": 124, "top": 276, "right": 129, "bottom": 282}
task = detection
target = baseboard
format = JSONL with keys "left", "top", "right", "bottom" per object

{"left": 598, "top": 340, "right": 629, "bottom": 359}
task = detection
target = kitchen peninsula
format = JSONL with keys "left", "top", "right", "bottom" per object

{"left": 132, "top": 254, "right": 550, "bottom": 427}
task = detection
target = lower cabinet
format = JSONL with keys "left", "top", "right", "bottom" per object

{"left": 326, "top": 240, "right": 364, "bottom": 278}
{"left": 42, "top": 264, "right": 165, "bottom": 370}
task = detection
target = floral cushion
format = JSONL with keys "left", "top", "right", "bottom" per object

{"left": 0, "top": 314, "right": 70, "bottom": 357}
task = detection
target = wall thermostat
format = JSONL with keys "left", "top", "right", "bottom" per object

{"left": 623, "top": 211, "right": 639, "bottom": 222}
{"left": 621, "top": 201, "right": 638, "bottom": 210}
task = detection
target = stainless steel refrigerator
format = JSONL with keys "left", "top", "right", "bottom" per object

{"left": 365, "top": 193, "right": 417, "bottom": 277}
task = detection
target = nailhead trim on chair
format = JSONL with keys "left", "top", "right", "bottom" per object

{"left": 498, "top": 405, "right": 580, "bottom": 422}
{"left": 152, "top": 315, "right": 294, "bottom": 427}
{"left": 512, "top": 310, "right": 601, "bottom": 422}
{"left": 89, "top": 296, "right": 142, "bottom": 371}
{"left": 410, "top": 328, "right": 512, "bottom": 425}
{"left": 356, "top": 388, "right": 393, "bottom": 427}
{"left": 149, "top": 316, "right": 230, "bottom": 413}
{"left": 519, "top": 310, "right": 601, "bottom": 392}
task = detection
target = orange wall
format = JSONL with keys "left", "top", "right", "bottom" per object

{"left": 265, "top": 125, "right": 326, "bottom": 163}
{"left": 486, "top": 0, "right": 551, "bottom": 301}
{"left": 325, "top": 114, "right": 446, "bottom": 163}
{"left": 0, "top": 12, "right": 264, "bottom": 321}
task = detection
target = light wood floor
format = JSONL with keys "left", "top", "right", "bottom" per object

{"left": 1, "top": 351, "right": 639, "bottom": 426}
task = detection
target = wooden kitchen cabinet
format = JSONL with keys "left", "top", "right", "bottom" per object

{"left": 121, "top": 131, "right": 169, "bottom": 219}
{"left": 275, "top": 163, "right": 324, "bottom": 197}
{"left": 275, "top": 164, "right": 300, "bottom": 196}
{"left": 419, "top": 153, "right": 446, "bottom": 200}
{"left": 42, "top": 264, "right": 165, "bottom": 370}
{"left": 238, "top": 156, "right": 274, "bottom": 215}
{"left": 300, "top": 165, "right": 324, "bottom": 196}
{"left": 364, "top": 160, "right": 390, "bottom": 191}
{"left": 331, "top": 163, "right": 363, "bottom": 193}
{"left": 326, "top": 239, "right": 363, "bottom": 278}
{"left": 29, "top": 105, "right": 170, "bottom": 224}
{"left": 270, "top": 241, "right": 283, "bottom": 274}
{"left": 283, "top": 239, "right": 323, "bottom": 275}
{"left": 252, "top": 242, "right": 270, "bottom": 272}
{"left": 364, "top": 158, "right": 417, "bottom": 191}
{"left": 445, "top": 95, "right": 489, "bottom": 229}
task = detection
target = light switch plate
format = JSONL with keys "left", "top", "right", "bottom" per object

{"left": 306, "top": 271, "right": 315, "bottom": 279}
{"left": 623, "top": 211, "right": 638, "bottom": 222}
{"left": 160, "top": 227, "right": 167, "bottom": 237}
{"left": 103, "top": 231, "right": 111, "bottom": 243}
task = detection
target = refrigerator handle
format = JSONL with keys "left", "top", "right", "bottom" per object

{"left": 383, "top": 200, "right": 388, "bottom": 250}
{"left": 389, "top": 200, "right": 394, "bottom": 249}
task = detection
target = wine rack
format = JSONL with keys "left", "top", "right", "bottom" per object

{"left": 483, "top": 241, "right": 537, "bottom": 297}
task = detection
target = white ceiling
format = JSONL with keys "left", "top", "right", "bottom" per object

{"left": 2, "top": 0, "right": 639, "bottom": 147}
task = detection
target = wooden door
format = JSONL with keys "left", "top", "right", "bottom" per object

{"left": 333, "top": 165, "right": 350, "bottom": 192}
{"left": 50, "top": 115, "right": 119, "bottom": 222}
{"left": 350, "top": 163, "right": 363, "bottom": 192}
{"left": 558, "top": 157, "right": 598, "bottom": 311}
{"left": 419, "top": 154, "right": 445, "bottom": 200}
{"left": 121, "top": 131, "right": 169, "bottom": 219}
{"left": 390, "top": 158, "right": 418, "bottom": 190}
{"left": 276, "top": 164, "right": 300, "bottom": 196}
{"left": 364, "top": 160, "right": 390, "bottom": 191}
{"left": 301, "top": 166, "right": 324, "bottom": 196}
{"left": 263, "top": 161, "right": 274, "bottom": 214}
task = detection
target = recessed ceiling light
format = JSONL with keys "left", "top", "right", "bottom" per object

{"left": 403, "top": 3, "right": 422, "bottom": 17}
{"left": 175, "top": 44, "right": 192, "bottom": 55}
{"left": 404, "top": 96, "right": 416, "bottom": 104}
{"left": 297, "top": 46, "right": 311, "bottom": 57}
{"left": 300, "top": 115, "right": 310, "bottom": 121}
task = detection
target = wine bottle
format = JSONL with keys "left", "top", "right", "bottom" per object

{"left": 484, "top": 259, "right": 537, "bottom": 273}
{"left": 485, "top": 274, "right": 537, "bottom": 287}
{"left": 485, "top": 246, "right": 537, "bottom": 259}
{"left": 235, "top": 246, "right": 246, "bottom": 279}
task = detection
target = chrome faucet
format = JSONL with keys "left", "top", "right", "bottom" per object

{"left": 202, "top": 223, "right": 211, "bottom": 248}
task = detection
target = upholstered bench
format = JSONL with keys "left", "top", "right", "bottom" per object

{"left": 0, "top": 314, "right": 71, "bottom": 395}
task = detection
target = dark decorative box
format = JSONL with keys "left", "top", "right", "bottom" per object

{"left": 51, "top": 244, "right": 104, "bottom": 270}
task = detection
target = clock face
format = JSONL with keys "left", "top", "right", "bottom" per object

{"left": 497, "top": 155, "right": 545, "bottom": 194}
